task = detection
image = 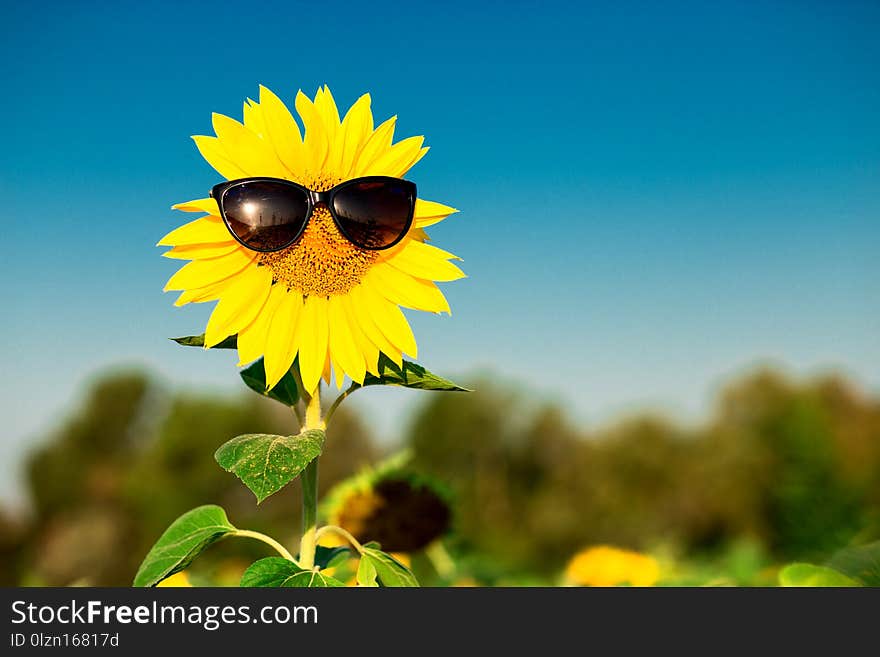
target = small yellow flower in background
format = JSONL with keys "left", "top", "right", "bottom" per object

{"left": 564, "top": 545, "right": 660, "bottom": 587}
{"left": 159, "top": 85, "right": 465, "bottom": 394}
{"left": 156, "top": 571, "right": 193, "bottom": 587}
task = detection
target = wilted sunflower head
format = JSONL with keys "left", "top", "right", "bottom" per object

{"left": 159, "top": 85, "right": 464, "bottom": 394}
{"left": 323, "top": 453, "right": 452, "bottom": 552}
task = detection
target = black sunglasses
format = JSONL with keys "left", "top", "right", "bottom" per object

{"left": 209, "top": 176, "right": 417, "bottom": 253}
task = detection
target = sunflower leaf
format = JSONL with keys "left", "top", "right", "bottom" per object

{"left": 215, "top": 430, "right": 324, "bottom": 503}
{"left": 241, "top": 557, "right": 345, "bottom": 587}
{"left": 356, "top": 554, "right": 379, "bottom": 587}
{"left": 778, "top": 563, "right": 861, "bottom": 587}
{"left": 315, "top": 545, "right": 352, "bottom": 570}
{"left": 359, "top": 355, "right": 470, "bottom": 392}
{"left": 240, "top": 358, "right": 300, "bottom": 406}
{"left": 826, "top": 540, "right": 880, "bottom": 586}
{"left": 133, "top": 505, "right": 237, "bottom": 587}
{"left": 171, "top": 333, "right": 238, "bottom": 349}
{"left": 359, "top": 546, "right": 419, "bottom": 587}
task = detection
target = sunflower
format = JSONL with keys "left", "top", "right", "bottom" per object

{"left": 159, "top": 85, "right": 464, "bottom": 393}
{"left": 322, "top": 452, "right": 452, "bottom": 552}
{"left": 564, "top": 546, "right": 660, "bottom": 587}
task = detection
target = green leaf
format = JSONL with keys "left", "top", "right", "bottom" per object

{"left": 360, "top": 355, "right": 470, "bottom": 392}
{"left": 170, "top": 333, "right": 237, "bottom": 349}
{"left": 239, "top": 358, "right": 300, "bottom": 407}
{"left": 778, "top": 563, "right": 861, "bottom": 587}
{"left": 826, "top": 540, "right": 880, "bottom": 586}
{"left": 315, "top": 545, "right": 351, "bottom": 570}
{"left": 356, "top": 554, "right": 378, "bottom": 587}
{"left": 359, "top": 547, "right": 419, "bottom": 587}
{"left": 215, "top": 430, "right": 325, "bottom": 503}
{"left": 240, "top": 557, "right": 345, "bottom": 587}
{"left": 134, "top": 505, "right": 236, "bottom": 587}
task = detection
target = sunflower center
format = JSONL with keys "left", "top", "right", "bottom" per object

{"left": 258, "top": 205, "right": 379, "bottom": 297}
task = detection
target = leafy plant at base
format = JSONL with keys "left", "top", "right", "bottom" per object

{"left": 134, "top": 505, "right": 237, "bottom": 587}
{"left": 215, "top": 430, "right": 325, "bottom": 503}
{"left": 778, "top": 540, "right": 880, "bottom": 587}
{"left": 826, "top": 540, "right": 880, "bottom": 586}
{"left": 356, "top": 543, "right": 419, "bottom": 587}
{"left": 134, "top": 338, "right": 464, "bottom": 587}
{"left": 241, "top": 557, "right": 345, "bottom": 588}
{"left": 778, "top": 563, "right": 860, "bottom": 587}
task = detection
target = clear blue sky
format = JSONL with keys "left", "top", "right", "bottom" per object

{"left": 1, "top": 1, "right": 878, "bottom": 503}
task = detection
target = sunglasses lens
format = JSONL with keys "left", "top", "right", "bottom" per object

{"left": 221, "top": 181, "right": 309, "bottom": 251}
{"left": 331, "top": 179, "right": 414, "bottom": 249}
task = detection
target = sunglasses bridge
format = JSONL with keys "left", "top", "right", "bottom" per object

{"left": 307, "top": 188, "right": 332, "bottom": 208}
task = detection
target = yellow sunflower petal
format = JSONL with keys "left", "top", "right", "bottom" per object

{"left": 157, "top": 216, "right": 229, "bottom": 247}
{"left": 259, "top": 85, "right": 306, "bottom": 180}
{"left": 204, "top": 264, "right": 273, "bottom": 348}
{"left": 384, "top": 240, "right": 466, "bottom": 282}
{"left": 337, "top": 93, "right": 373, "bottom": 179}
{"left": 211, "top": 113, "right": 287, "bottom": 178}
{"left": 295, "top": 90, "right": 328, "bottom": 173}
{"left": 164, "top": 249, "right": 255, "bottom": 292}
{"left": 352, "top": 115, "right": 396, "bottom": 177}
{"left": 192, "top": 135, "right": 249, "bottom": 180}
{"left": 357, "top": 282, "right": 418, "bottom": 358}
{"left": 242, "top": 98, "right": 266, "bottom": 137}
{"left": 263, "top": 290, "right": 303, "bottom": 390}
{"left": 413, "top": 199, "right": 459, "bottom": 228}
{"left": 342, "top": 289, "right": 403, "bottom": 368}
{"left": 328, "top": 296, "right": 366, "bottom": 384}
{"left": 367, "top": 136, "right": 426, "bottom": 177}
{"left": 366, "top": 264, "right": 451, "bottom": 314}
{"left": 173, "top": 278, "right": 232, "bottom": 307}
{"left": 162, "top": 242, "right": 240, "bottom": 260}
{"left": 172, "top": 198, "right": 220, "bottom": 215}
{"left": 342, "top": 300, "right": 380, "bottom": 375}
{"left": 237, "top": 282, "right": 287, "bottom": 366}
{"left": 297, "top": 295, "right": 330, "bottom": 394}
{"left": 315, "top": 86, "right": 341, "bottom": 135}
{"left": 322, "top": 352, "right": 333, "bottom": 387}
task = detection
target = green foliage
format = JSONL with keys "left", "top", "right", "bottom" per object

{"left": 356, "top": 554, "right": 378, "bottom": 586}
{"left": 359, "top": 544, "right": 419, "bottom": 587}
{"left": 240, "top": 557, "right": 345, "bottom": 587}
{"left": 827, "top": 541, "right": 880, "bottom": 586}
{"left": 405, "top": 371, "right": 880, "bottom": 578}
{"left": 314, "top": 545, "right": 352, "bottom": 570}
{"left": 239, "top": 358, "right": 300, "bottom": 406}
{"left": 360, "top": 355, "right": 470, "bottom": 392}
{"left": 171, "top": 334, "right": 237, "bottom": 349}
{"left": 134, "top": 505, "right": 236, "bottom": 587}
{"left": 215, "top": 430, "right": 325, "bottom": 503}
{"left": 778, "top": 563, "right": 860, "bottom": 587}
{"left": 9, "top": 365, "right": 880, "bottom": 586}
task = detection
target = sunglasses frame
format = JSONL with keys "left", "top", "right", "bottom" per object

{"left": 210, "top": 175, "right": 417, "bottom": 253}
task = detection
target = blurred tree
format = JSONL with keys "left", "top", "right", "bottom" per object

{"left": 4, "top": 364, "right": 879, "bottom": 585}
{"left": 405, "top": 369, "right": 880, "bottom": 577}
{"left": 14, "top": 370, "right": 377, "bottom": 585}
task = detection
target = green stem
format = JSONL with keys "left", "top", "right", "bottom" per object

{"left": 314, "top": 525, "right": 365, "bottom": 554}
{"left": 232, "top": 530, "right": 297, "bottom": 563}
{"left": 324, "top": 383, "right": 360, "bottom": 426}
{"left": 299, "top": 386, "right": 322, "bottom": 569}
{"left": 299, "top": 458, "right": 318, "bottom": 569}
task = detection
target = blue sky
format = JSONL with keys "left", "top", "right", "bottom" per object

{"left": 1, "top": 1, "right": 878, "bottom": 504}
